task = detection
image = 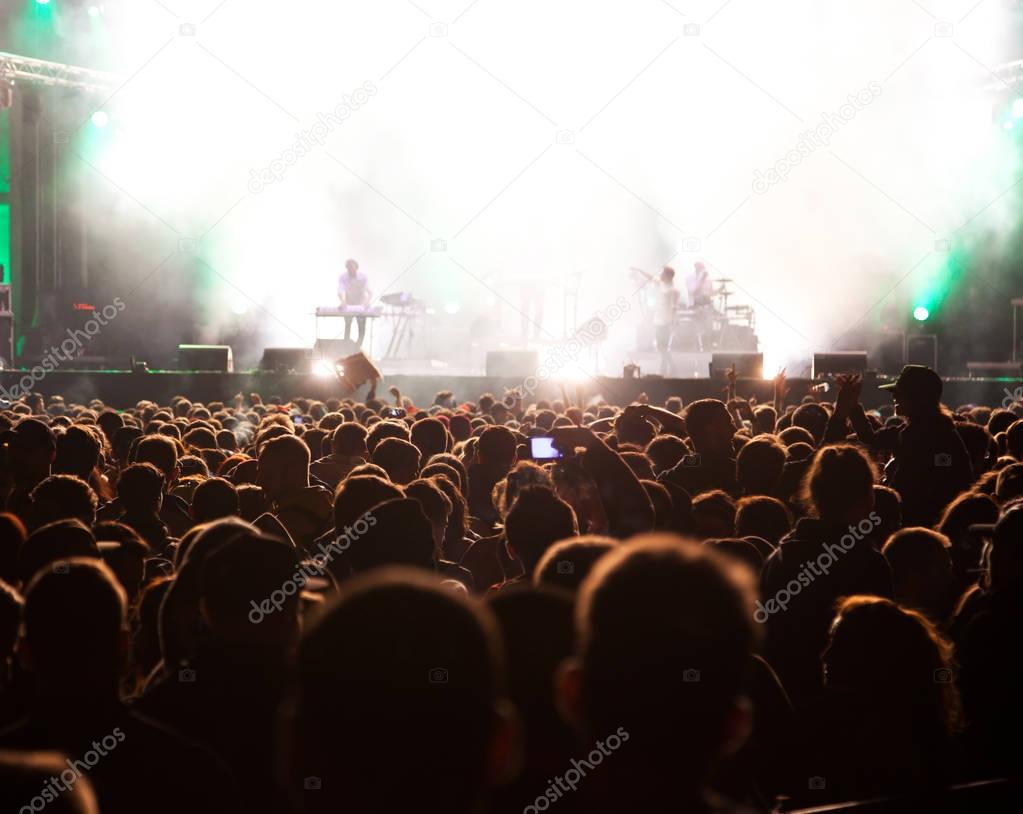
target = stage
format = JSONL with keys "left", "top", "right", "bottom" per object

{"left": 2, "top": 368, "right": 1019, "bottom": 412}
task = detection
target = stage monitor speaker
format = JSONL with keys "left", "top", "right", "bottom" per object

{"left": 177, "top": 344, "right": 233, "bottom": 372}
{"left": 877, "top": 331, "right": 906, "bottom": 374}
{"left": 337, "top": 351, "right": 382, "bottom": 395}
{"left": 486, "top": 350, "right": 540, "bottom": 378}
{"left": 812, "top": 351, "right": 867, "bottom": 378}
{"left": 260, "top": 347, "right": 311, "bottom": 373}
{"left": 313, "top": 338, "right": 360, "bottom": 360}
{"left": 709, "top": 352, "right": 763, "bottom": 379}
{"left": 906, "top": 334, "right": 937, "bottom": 370}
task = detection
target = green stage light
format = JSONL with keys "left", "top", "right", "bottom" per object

{"left": 1013, "top": 99, "right": 1023, "bottom": 119}
{"left": 35, "top": 0, "right": 51, "bottom": 5}
{"left": 913, "top": 306, "right": 929, "bottom": 321}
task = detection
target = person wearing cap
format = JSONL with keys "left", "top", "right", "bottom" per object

{"left": 830, "top": 366, "right": 973, "bottom": 526}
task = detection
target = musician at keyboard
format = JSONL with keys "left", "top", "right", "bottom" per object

{"left": 338, "top": 258, "right": 373, "bottom": 346}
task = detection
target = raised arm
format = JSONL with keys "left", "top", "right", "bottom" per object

{"left": 552, "top": 426, "right": 654, "bottom": 537}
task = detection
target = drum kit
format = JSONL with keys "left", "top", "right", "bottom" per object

{"left": 673, "top": 277, "right": 757, "bottom": 352}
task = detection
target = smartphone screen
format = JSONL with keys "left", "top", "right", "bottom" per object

{"left": 530, "top": 436, "right": 562, "bottom": 460}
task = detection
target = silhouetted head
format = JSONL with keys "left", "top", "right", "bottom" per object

{"left": 286, "top": 569, "right": 513, "bottom": 814}
{"left": 23, "top": 558, "right": 126, "bottom": 697}
{"left": 564, "top": 534, "right": 756, "bottom": 795}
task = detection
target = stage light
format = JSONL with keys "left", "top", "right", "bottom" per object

{"left": 230, "top": 301, "right": 248, "bottom": 315}
{"left": 34, "top": 0, "right": 51, "bottom": 5}
{"left": 1013, "top": 99, "right": 1023, "bottom": 119}
{"left": 913, "top": 306, "right": 929, "bottom": 321}
{"left": 91, "top": 111, "right": 109, "bottom": 128}
{"left": 443, "top": 301, "right": 460, "bottom": 315}
{"left": 312, "top": 358, "right": 335, "bottom": 377}
{"left": 88, "top": 5, "right": 103, "bottom": 17}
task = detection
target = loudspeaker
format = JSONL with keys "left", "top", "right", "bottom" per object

{"left": 906, "top": 334, "right": 937, "bottom": 369}
{"left": 876, "top": 332, "right": 905, "bottom": 374}
{"left": 486, "top": 350, "right": 540, "bottom": 378}
{"left": 337, "top": 351, "right": 382, "bottom": 395}
{"left": 177, "top": 344, "right": 233, "bottom": 372}
{"left": 709, "top": 352, "right": 763, "bottom": 379}
{"left": 260, "top": 347, "right": 311, "bottom": 372}
{"left": 812, "top": 351, "right": 867, "bottom": 378}
{"left": 313, "top": 338, "right": 360, "bottom": 360}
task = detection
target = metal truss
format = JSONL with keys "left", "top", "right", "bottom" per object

{"left": 0, "top": 50, "right": 121, "bottom": 94}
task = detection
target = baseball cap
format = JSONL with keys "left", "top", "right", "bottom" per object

{"left": 879, "top": 365, "right": 942, "bottom": 402}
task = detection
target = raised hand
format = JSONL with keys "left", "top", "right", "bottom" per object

{"left": 834, "top": 373, "right": 863, "bottom": 416}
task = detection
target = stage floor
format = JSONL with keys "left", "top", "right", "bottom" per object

{"left": 2, "top": 368, "right": 1020, "bottom": 410}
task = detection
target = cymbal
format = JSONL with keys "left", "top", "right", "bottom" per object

{"left": 380, "top": 292, "right": 423, "bottom": 308}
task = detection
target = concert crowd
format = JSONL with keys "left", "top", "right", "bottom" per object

{"left": 0, "top": 365, "right": 1020, "bottom": 813}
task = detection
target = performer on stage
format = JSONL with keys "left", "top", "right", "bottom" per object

{"left": 686, "top": 261, "right": 714, "bottom": 351}
{"left": 338, "top": 258, "right": 372, "bottom": 346}
{"left": 654, "top": 266, "right": 681, "bottom": 376}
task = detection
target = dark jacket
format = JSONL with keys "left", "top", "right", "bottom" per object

{"left": 659, "top": 452, "right": 739, "bottom": 498}
{"left": 760, "top": 516, "right": 892, "bottom": 704}
{"left": 136, "top": 642, "right": 291, "bottom": 814}
{"left": 848, "top": 408, "right": 973, "bottom": 526}
{"left": 0, "top": 698, "right": 235, "bottom": 814}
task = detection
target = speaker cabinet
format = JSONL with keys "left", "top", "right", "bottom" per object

{"left": 485, "top": 350, "right": 540, "bottom": 378}
{"left": 177, "top": 344, "right": 233, "bottom": 372}
{"left": 812, "top": 351, "right": 867, "bottom": 378}
{"left": 709, "top": 352, "right": 763, "bottom": 379}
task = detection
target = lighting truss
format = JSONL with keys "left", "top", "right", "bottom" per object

{"left": 0, "top": 50, "right": 122, "bottom": 94}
